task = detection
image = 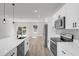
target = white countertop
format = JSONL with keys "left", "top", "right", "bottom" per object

{"left": 0, "top": 36, "right": 30, "bottom": 56}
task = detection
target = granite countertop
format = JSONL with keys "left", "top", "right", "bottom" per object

{"left": 50, "top": 37, "right": 63, "bottom": 42}
{"left": 0, "top": 36, "right": 30, "bottom": 56}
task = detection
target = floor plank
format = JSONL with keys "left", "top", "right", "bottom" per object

{"left": 26, "top": 36, "right": 50, "bottom": 56}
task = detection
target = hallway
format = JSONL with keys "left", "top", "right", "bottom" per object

{"left": 26, "top": 36, "right": 50, "bottom": 56}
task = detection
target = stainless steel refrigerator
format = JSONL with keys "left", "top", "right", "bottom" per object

{"left": 44, "top": 24, "right": 48, "bottom": 48}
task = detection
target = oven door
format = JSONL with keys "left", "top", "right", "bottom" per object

{"left": 50, "top": 40, "right": 57, "bottom": 56}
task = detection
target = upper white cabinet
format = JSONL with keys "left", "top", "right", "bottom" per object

{"left": 65, "top": 4, "right": 79, "bottom": 29}
{"left": 53, "top": 4, "right": 79, "bottom": 29}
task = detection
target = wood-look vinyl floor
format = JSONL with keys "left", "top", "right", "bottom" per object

{"left": 26, "top": 36, "right": 50, "bottom": 56}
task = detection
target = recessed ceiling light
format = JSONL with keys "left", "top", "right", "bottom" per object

{"left": 34, "top": 10, "right": 38, "bottom": 13}
{"left": 38, "top": 15, "right": 40, "bottom": 18}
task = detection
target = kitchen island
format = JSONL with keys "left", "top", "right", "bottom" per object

{"left": 0, "top": 36, "right": 30, "bottom": 56}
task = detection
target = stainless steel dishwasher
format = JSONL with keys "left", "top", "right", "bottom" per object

{"left": 17, "top": 41, "right": 25, "bottom": 56}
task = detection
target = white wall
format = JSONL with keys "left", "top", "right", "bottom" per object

{"left": 30, "top": 22, "right": 45, "bottom": 37}
{"left": 0, "top": 3, "right": 16, "bottom": 39}
{"left": 0, "top": 18, "right": 16, "bottom": 39}
{"left": 0, "top": 3, "right": 45, "bottom": 39}
{"left": 47, "top": 3, "right": 79, "bottom": 40}
{"left": 14, "top": 22, "right": 31, "bottom": 37}
{"left": 14, "top": 22, "right": 45, "bottom": 38}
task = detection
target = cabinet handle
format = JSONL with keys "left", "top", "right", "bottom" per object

{"left": 75, "top": 22, "right": 77, "bottom": 27}
{"left": 73, "top": 23, "right": 74, "bottom": 28}
{"left": 47, "top": 40, "right": 49, "bottom": 43}
{"left": 73, "top": 22, "right": 77, "bottom": 28}
{"left": 11, "top": 52, "right": 15, "bottom": 56}
{"left": 62, "top": 51, "right": 66, "bottom": 54}
{"left": 27, "top": 42, "right": 28, "bottom": 45}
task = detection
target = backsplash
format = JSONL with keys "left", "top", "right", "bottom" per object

{"left": 55, "top": 29, "right": 79, "bottom": 40}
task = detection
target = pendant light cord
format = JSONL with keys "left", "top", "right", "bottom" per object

{"left": 4, "top": 3, "right": 5, "bottom": 18}
{"left": 2, "top": 3, "right": 6, "bottom": 24}
{"left": 13, "top": 5, "right": 14, "bottom": 21}
{"left": 12, "top": 3, "right": 15, "bottom": 23}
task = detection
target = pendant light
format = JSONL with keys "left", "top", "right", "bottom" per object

{"left": 12, "top": 3, "right": 15, "bottom": 24}
{"left": 3, "top": 3, "right": 6, "bottom": 24}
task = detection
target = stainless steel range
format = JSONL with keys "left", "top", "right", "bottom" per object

{"left": 50, "top": 37, "right": 61, "bottom": 56}
{"left": 50, "top": 33, "right": 73, "bottom": 56}
{"left": 60, "top": 33, "right": 73, "bottom": 42}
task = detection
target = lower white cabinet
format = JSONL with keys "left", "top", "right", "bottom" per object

{"left": 57, "top": 42, "right": 79, "bottom": 56}
{"left": 5, "top": 48, "right": 17, "bottom": 56}
{"left": 25, "top": 38, "right": 30, "bottom": 55}
{"left": 47, "top": 38, "right": 50, "bottom": 50}
{"left": 57, "top": 42, "right": 73, "bottom": 56}
{"left": 5, "top": 37, "right": 30, "bottom": 56}
{"left": 57, "top": 47, "right": 72, "bottom": 56}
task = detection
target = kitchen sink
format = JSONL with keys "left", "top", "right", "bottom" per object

{"left": 18, "top": 37, "right": 26, "bottom": 39}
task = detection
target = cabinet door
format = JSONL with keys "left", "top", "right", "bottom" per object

{"left": 25, "top": 40, "right": 27, "bottom": 55}
{"left": 57, "top": 42, "right": 72, "bottom": 56}
{"left": 47, "top": 38, "right": 50, "bottom": 50}
{"left": 66, "top": 4, "right": 79, "bottom": 29}
{"left": 25, "top": 40, "right": 28, "bottom": 55}
{"left": 25, "top": 38, "right": 29, "bottom": 55}
{"left": 57, "top": 42, "right": 79, "bottom": 56}
{"left": 74, "top": 4, "right": 79, "bottom": 29}
{"left": 57, "top": 48, "right": 72, "bottom": 56}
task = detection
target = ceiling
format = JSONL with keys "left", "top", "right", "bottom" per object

{"left": 15, "top": 3, "right": 65, "bottom": 20}
{"left": 0, "top": 3, "right": 65, "bottom": 20}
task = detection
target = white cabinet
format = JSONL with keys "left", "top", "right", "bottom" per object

{"left": 65, "top": 4, "right": 79, "bottom": 29}
{"left": 57, "top": 42, "right": 79, "bottom": 56}
{"left": 5, "top": 48, "right": 17, "bottom": 56}
{"left": 63, "top": 4, "right": 79, "bottom": 29}
{"left": 47, "top": 38, "right": 50, "bottom": 50}
{"left": 57, "top": 46, "right": 72, "bottom": 56}
{"left": 57, "top": 42, "right": 72, "bottom": 56}
{"left": 54, "top": 4, "right": 79, "bottom": 29}
{"left": 58, "top": 4, "right": 77, "bottom": 29}
{"left": 25, "top": 37, "right": 30, "bottom": 55}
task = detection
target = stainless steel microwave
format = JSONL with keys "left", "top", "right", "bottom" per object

{"left": 55, "top": 16, "right": 65, "bottom": 29}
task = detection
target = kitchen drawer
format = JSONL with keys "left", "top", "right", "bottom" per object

{"left": 5, "top": 48, "right": 17, "bottom": 56}
{"left": 57, "top": 47, "right": 72, "bottom": 56}
{"left": 57, "top": 42, "right": 79, "bottom": 56}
